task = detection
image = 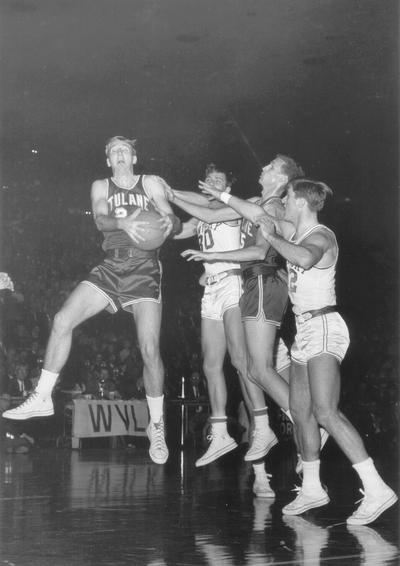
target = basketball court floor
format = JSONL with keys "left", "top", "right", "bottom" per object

{"left": 0, "top": 439, "right": 398, "bottom": 565}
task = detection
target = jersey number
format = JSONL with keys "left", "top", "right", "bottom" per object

{"left": 199, "top": 227, "right": 214, "bottom": 251}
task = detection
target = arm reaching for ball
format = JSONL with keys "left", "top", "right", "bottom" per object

{"left": 143, "top": 175, "right": 182, "bottom": 237}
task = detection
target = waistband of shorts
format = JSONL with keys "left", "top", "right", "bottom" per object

{"left": 205, "top": 268, "right": 242, "bottom": 286}
{"left": 105, "top": 248, "right": 154, "bottom": 260}
{"left": 241, "top": 264, "right": 278, "bottom": 281}
{"left": 295, "top": 305, "right": 337, "bottom": 323}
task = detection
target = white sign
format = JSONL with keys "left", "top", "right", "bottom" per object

{"left": 72, "top": 399, "right": 149, "bottom": 439}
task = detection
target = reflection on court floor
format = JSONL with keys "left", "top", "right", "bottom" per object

{"left": 0, "top": 446, "right": 398, "bottom": 565}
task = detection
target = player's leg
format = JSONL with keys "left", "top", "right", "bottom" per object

{"left": 244, "top": 319, "right": 290, "bottom": 409}
{"left": 282, "top": 360, "right": 330, "bottom": 516}
{"left": 132, "top": 300, "right": 168, "bottom": 465}
{"left": 195, "top": 317, "right": 237, "bottom": 467}
{"left": 308, "top": 354, "right": 367, "bottom": 462}
{"left": 308, "top": 354, "right": 397, "bottom": 525}
{"left": 224, "top": 306, "right": 266, "bottom": 411}
{"left": 44, "top": 283, "right": 110, "bottom": 373}
{"left": 2, "top": 282, "right": 109, "bottom": 420}
{"left": 224, "top": 308, "right": 278, "bottom": 467}
{"left": 241, "top": 319, "right": 288, "bottom": 462}
{"left": 133, "top": 300, "right": 164, "bottom": 396}
{"left": 223, "top": 306, "right": 276, "bottom": 496}
{"left": 201, "top": 317, "right": 228, "bottom": 417}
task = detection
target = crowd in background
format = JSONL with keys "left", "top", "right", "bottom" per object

{"left": 0, "top": 181, "right": 398, "bottom": 454}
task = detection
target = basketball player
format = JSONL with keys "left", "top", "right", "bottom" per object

{"left": 173, "top": 164, "right": 282, "bottom": 483}
{"left": 168, "top": 156, "right": 304, "bottom": 473}
{"left": 3, "top": 136, "right": 182, "bottom": 465}
{"left": 258, "top": 178, "right": 397, "bottom": 525}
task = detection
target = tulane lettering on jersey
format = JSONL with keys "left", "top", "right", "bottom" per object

{"left": 102, "top": 176, "right": 157, "bottom": 253}
{"left": 108, "top": 191, "right": 151, "bottom": 217}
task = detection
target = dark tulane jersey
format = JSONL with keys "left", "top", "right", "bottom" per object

{"left": 102, "top": 176, "right": 158, "bottom": 252}
{"left": 240, "top": 196, "right": 284, "bottom": 271}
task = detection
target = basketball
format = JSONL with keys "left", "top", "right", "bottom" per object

{"left": 134, "top": 210, "right": 167, "bottom": 251}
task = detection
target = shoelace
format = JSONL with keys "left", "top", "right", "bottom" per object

{"left": 291, "top": 485, "right": 302, "bottom": 495}
{"left": 16, "top": 392, "right": 40, "bottom": 408}
{"left": 205, "top": 432, "right": 224, "bottom": 442}
{"left": 151, "top": 421, "right": 166, "bottom": 449}
{"left": 250, "top": 429, "right": 265, "bottom": 447}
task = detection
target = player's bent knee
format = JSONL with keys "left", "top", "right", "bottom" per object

{"left": 52, "top": 309, "right": 76, "bottom": 335}
{"left": 312, "top": 404, "right": 338, "bottom": 428}
{"left": 140, "top": 341, "right": 161, "bottom": 364}
{"left": 229, "top": 354, "right": 247, "bottom": 375}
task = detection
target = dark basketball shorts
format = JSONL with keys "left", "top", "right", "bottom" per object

{"left": 82, "top": 255, "right": 162, "bottom": 313}
{"left": 240, "top": 273, "right": 288, "bottom": 326}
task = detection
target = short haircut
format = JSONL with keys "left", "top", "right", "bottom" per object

{"left": 276, "top": 154, "right": 305, "bottom": 181}
{"left": 105, "top": 136, "right": 137, "bottom": 156}
{"left": 289, "top": 178, "right": 333, "bottom": 212}
{"left": 205, "top": 163, "right": 236, "bottom": 187}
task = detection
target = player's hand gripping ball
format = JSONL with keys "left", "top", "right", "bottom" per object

{"left": 134, "top": 210, "right": 168, "bottom": 251}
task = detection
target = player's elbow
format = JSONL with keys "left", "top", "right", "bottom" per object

{"left": 255, "top": 246, "right": 268, "bottom": 260}
{"left": 297, "top": 254, "right": 317, "bottom": 270}
{"left": 252, "top": 212, "right": 266, "bottom": 225}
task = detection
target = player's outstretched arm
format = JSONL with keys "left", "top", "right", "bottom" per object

{"left": 156, "top": 177, "right": 211, "bottom": 207}
{"left": 259, "top": 217, "right": 331, "bottom": 269}
{"left": 172, "top": 196, "right": 241, "bottom": 223}
{"left": 200, "top": 182, "right": 267, "bottom": 224}
{"left": 182, "top": 227, "right": 269, "bottom": 264}
{"left": 173, "top": 217, "right": 199, "bottom": 240}
{"left": 144, "top": 175, "right": 182, "bottom": 237}
{"left": 172, "top": 189, "right": 212, "bottom": 207}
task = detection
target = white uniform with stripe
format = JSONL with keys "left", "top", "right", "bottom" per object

{"left": 197, "top": 220, "right": 243, "bottom": 320}
{"left": 288, "top": 224, "right": 349, "bottom": 365}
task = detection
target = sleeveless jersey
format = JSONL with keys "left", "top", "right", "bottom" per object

{"left": 287, "top": 224, "right": 337, "bottom": 313}
{"left": 197, "top": 220, "right": 242, "bottom": 276}
{"left": 102, "top": 176, "right": 158, "bottom": 252}
{"left": 240, "top": 196, "right": 284, "bottom": 272}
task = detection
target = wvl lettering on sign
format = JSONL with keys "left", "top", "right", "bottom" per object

{"left": 72, "top": 399, "right": 149, "bottom": 438}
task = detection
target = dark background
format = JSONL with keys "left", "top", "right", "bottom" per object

{"left": 0, "top": 0, "right": 398, "bottom": 372}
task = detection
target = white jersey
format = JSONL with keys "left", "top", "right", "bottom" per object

{"left": 287, "top": 224, "right": 337, "bottom": 313}
{"left": 197, "top": 220, "right": 241, "bottom": 276}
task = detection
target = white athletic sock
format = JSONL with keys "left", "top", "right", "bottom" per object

{"left": 35, "top": 369, "right": 59, "bottom": 396}
{"left": 253, "top": 407, "right": 270, "bottom": 429}
{"left": 302, "top": 459, "right": 324, "bottom": 494}
{"left": 210, "top": 417, "right": 228, "bottom": 436}
{"left": 146, "top": 395, "right": 164, "bottom": 423}
{"left": 252, "top": 461, "right": 266, "bottom": 477}
{"left": 353, "top": 457, "right": 389, "bottom": 495}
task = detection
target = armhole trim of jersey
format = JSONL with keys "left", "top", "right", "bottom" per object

{"left": 305, "top": 225, "right": 338, "bottom": 270}
{"left": 142, "top": 174, "right": 157, "bottom": 208}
